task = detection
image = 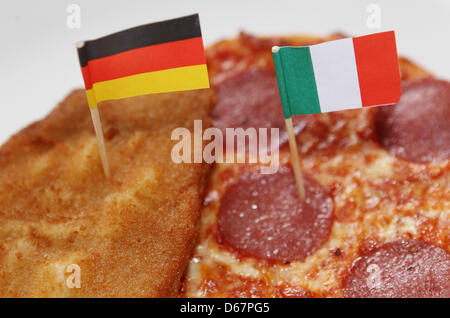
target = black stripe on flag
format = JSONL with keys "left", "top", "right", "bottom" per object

{"left": 78, "top": 14, "right": 202, "bottom": 67}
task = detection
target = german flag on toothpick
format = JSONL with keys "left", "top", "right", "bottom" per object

{"left": 77, "top": 14, "right": 209, "bottom": 179}
{"left": 77, "top": 14, "right": 209, "bottom": 109}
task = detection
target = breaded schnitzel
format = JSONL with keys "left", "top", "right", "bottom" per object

{"left": 0, "top": 89, "right": 215, "bottom": 297}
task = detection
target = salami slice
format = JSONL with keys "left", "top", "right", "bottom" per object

{"left": 211, "top": 68, "right": 309, "bottom": 150}
{"left": 345, "top": 240, "right": 450, "bottom": 298}
{"left": 375, "top": 78, "right": 450, "bottom": 163}
{"left": 217, "top": 166, "right": 334, "bottom": 262}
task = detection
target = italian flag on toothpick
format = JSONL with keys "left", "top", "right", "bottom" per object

{"left": 272, "top": 31, "right": 401, "bottom": 117}
{"left": 272, "top": 31, "right": 401, "bottom": 202}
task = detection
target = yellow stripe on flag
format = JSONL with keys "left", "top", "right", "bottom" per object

{"left": 85, "top": 64, "right": 209, "bottom": 108}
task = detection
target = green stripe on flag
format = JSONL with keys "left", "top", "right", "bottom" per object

{"left": 273, "top": 47, "right": 321, "bottom": 117}
{"left": 273, "top": 50, "right": 291, "bottom": 118}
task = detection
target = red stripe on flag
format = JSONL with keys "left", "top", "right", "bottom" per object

{"left": 81, "top": 65, "right": 93, "bottom": 89}
{"left": 353, "top": 31, "right": 401, "bottom": 107}
{"left": 81, "top": 37, "right": 206, "bottom": 88}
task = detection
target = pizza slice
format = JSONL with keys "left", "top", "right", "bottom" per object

{"left": 183, "top": 33, "right": 450, "bottom": 298}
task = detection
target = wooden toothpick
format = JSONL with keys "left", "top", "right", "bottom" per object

{"left": 284, "top": 117, "right": 305, "bottom": 201}
{"left": 273, "top": 46, "right": 305, "bottom": 201}
{"left": 89, "top": 106, "right": 111, "bottom": 178}
{"left": 78, "top": 41, "right": 111, "bottom": 178}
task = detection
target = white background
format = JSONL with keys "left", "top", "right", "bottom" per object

{"left": 0, "top": 0, "right": 449, "bottom": 144}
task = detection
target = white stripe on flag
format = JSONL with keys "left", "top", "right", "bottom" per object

{"left": 310, "top": 38, "right": 362, "bottom": 113}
